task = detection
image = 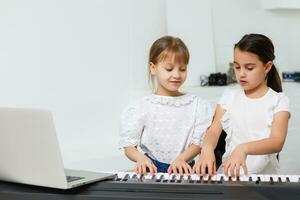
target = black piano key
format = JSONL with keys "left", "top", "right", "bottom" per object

{"left": 176, "top": 175, "right": 183, "bottom": 183}
{"left": 286, "top": 177, "right": 290, "bottom": 182}
{"left": 218, "top": 175, "right": 224, "bottom": 184}
{"left": 170, "top": 174, "right": 176, "bottom": 183}
{"left": 182, "top": 175, "right": 191, "bottom": 183}
{"left": 156, "top": 174, "right": 163, "bottom": 182}
{"left": 132, "top": 174, "right": 137, "bottom": 179}
{"left": 122, "top": 174, "right": 130, "bottom": 182}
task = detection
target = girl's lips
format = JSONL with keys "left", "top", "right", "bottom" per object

{"left": 169, "top": 81, "right": 181, "bottom": 84}
{"left": 240, "top": 80, "right": 248, "bottom": 85}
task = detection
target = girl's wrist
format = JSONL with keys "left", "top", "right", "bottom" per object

{"left": 202, "top": 144, "right": 214, "bottom": 152}
{"left": 239, "top": 144, "right": 249, "bottom": 155}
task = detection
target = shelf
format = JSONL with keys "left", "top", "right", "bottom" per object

{"left": 262, "top": 0, "right": 300, "bottom": 10}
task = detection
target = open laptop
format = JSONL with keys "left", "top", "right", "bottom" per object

{"left": 0, "top": 108, "right": 115, "bottom": 189}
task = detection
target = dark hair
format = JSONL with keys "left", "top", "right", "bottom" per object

{"left": 148, "top": 35, "right": 189, "bottom": 90}
{"left": 234, "top": 34, "right": 282, "bottom": 92}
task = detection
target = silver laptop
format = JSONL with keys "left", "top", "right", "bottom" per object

{"left": 0, "top": 108, "right": 115, "bottom": 189}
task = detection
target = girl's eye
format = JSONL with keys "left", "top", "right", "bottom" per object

{"left": 234, "top": 66, "right": 240, "bottom": 70}
{"left": 247, "top": 67, "right": 253, "bottom": 71}
{"left": 180, "top": 68, "right": 187, "bottom": 72}
{"left": 165, "top": 68, "right": 172, "bottom": 72}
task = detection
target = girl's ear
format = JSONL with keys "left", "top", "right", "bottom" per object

{"left": 265, "top": 61, "right": 273, "bottom": 74}
{"left": 149, "top": 62, "right": 156, "bottom": 75}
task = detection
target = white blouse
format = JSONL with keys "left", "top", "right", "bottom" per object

{"left": 218, "top": 85, "right": 290, "bottom": 174}
{"left": 119, "top": 94, "right": 212, "bottom": 164}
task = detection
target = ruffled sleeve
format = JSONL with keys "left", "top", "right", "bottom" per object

{"left": 119, "top": 100, "right": 146, "bottom": 149}
{"left": 218, "top": 86, "right": 236, "bottom": 110}
{"left": 218, "top": 86, "right": 238, "bottom": 155}
{"left": 191, "top": 98, "right": 213, "bottom": 146}
{"left": 274, "top": 93, "right": 290, "bottom": 114}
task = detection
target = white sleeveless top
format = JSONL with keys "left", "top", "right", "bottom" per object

{"left": 119, "top": 94, "right": 212, "bottom": 164}
{"left": 218, "top": 85, "right": 290, "bottom": 174}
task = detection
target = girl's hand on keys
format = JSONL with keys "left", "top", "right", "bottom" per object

{"left": 167, "top": 157, "right": 192, "bottom": 175}
{"left": 193, "top": 146, "right": 216, "bottom": 176}
{"left": 135, "top": 155, "right": 157, "bottom": 175}
{"left": 223, "top": 144, "right": 248, "bottom": 177}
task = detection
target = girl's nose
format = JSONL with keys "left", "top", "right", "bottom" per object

{"left": 172, "top": 69, "right": 180, "bottom": 78}
{"left": 239, "top": 68, "right": 246, "bottom": 77}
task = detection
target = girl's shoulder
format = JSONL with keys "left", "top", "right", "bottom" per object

{"left": 267, "top": 89, "right": 290, "bottom": 112}
{"left": 218, "top": 84, "right": 241, "bottom": 106}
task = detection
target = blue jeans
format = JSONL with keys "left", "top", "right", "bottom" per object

{"left": 145, "top": 153, "right": 195, "bottom": 173}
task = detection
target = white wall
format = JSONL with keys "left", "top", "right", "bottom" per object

{"left": 0, "top": 0, "right": 167, "bottom": 170}
{"left": 211, "top": 0, "right": 300, "bottom": 73}
{"left": 166, "top": 0, "right": 216, "bottom": 85}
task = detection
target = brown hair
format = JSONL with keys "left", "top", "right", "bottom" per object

{"left": 234, "top": 34, "right": 282, "bottom": 92}
{"left": 148, "top": 35, "right": 189, "bottom": 90}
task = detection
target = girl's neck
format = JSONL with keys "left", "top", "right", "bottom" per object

{"left": 244, "top": 82, "right": 269, "bottom": 98}
{"left": 155, "top": 90, "right": 183, "bottom": 97}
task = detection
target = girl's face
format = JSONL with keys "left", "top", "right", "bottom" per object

{"left": 233, "top": 48, "right": 272, "bottom": 93}
{"left": 150, "top": 54, "right": 187, "bottom": 96}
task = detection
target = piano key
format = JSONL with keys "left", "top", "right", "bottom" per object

{"left": 211, "top": 175, "right": 218, "bottom": 181}
{"left": 170, "top": 174, "right": 176, "bottom": 182}
{"left": 288, "top": 175, "right": 300, "bottom": 183}
{"left": 231, "top": 176, "right": 237, "bottom": 181}
{"left": 175, "top": 174, "right": 182, "bottom": 181}
{"left": 183, "top": 174, "right": 189, "bottom": 181}
{"left": 216, "top": 174, "right": 222, "bottom": 182}
{"left": 122, "top": 173, "right": 130, "bottom": 181}
{"left": 279, "top": 175, "right": 287, "bottom": 182}
{"left": 250, "top": 174, "right": 258, "bottom": 182}
{"left": 239, "top": 175, "right": 250, "bottom": 182}
{"left": 203, "top": 175, "right": 209, "bottom": 182}
{"left": 117, "top": 172, "right": 126, "bottom": 179}
{"left": 270, "top": 175, "right": 278, "bottom": 182}
{"left": 223, "top": 175, "right": 229, "bottom": 181}
{"left": 144, "top": 173, "right": 154, "bottom": 180}
{"left": 128, "top": 172, "right": 136, "bottom": 179}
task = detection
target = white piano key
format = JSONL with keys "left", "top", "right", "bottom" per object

{"left": 231, "top": 176, "right": 237, "bottom": 181}
{"left": 271, "top": 175, "right": 278, "bottom": 182}
{"left": 223, "top": 175, "right": 229, "bottom": 181}
{"left": 203, "top": 175, "right": 209, "bottom": 181}
{"left": 128, "top": 172, "right": 136, "bottom": 178}
{"left": 289, "top": 175, "right": 300, "bottom": 183}
{"left": 163, "top": 173, "right": 170, "bottom": 180}
{"left": 155, "top": 172, "right": 164, "bottom": 179}
{"left": 250, "top": 174, "right": 258, "bottom": 182}
{"left": 136, "top": 173, "right": 142, "bottom": 179}
{"left": 190, "top": 174, "right": 200, "bottom": 181}
{"left": 117, "top": 172, "right": 126, "bottom": 179}
{"left": 279, "top": 175, "right": 287, "bottom": 182}
{"left": 211, "top": 175, "right": 218, "bottom": 181}
{"left": 183, "top": 174, "right": 189, "bottom": 181}
{"left": 216, "top": 174, "right": 222, "bottom": 181}
{"left": 168, "top": 174, "right": 176, "bottom": 180}
{"left": 175, "top": 174, "right": 182, "bottom": 181}
{"left": 261, "top": 174, "right": 270, "bottom": 182}
{"left": 144, "top": 173, "right": 153, "bottom": 179}
{"left": 239, "top": 175, "right": 249, "bottom": 182}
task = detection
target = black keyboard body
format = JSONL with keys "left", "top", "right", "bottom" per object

{"left": 0, "top": 174, "right": 300, "bottom": 200}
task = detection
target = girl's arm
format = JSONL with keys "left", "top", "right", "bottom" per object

{"left": 124, "top": 146, "right": 157, "bottom": 174}
{"left": 224, "top": 111, "right": 290, "bottom": 177}
{"left": 193, "top": 105, "right": 225, "bottom": 175}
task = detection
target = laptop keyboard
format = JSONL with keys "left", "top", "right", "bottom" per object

{"left": 66, "top": 176, "right": 85, "bottom": 182}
